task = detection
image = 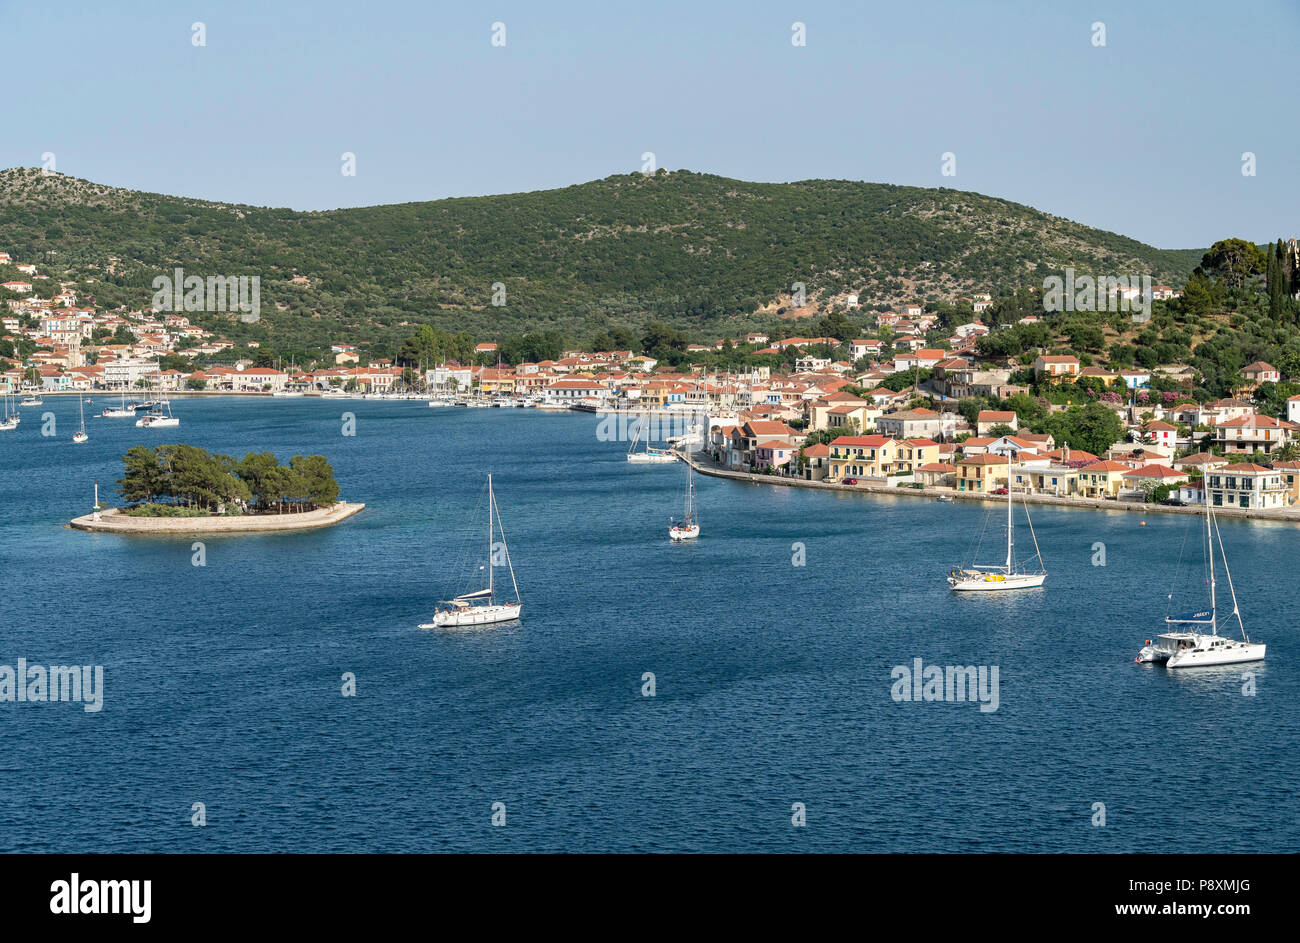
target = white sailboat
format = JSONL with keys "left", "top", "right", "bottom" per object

{"left": 100, "top": 391, "right": 135, "bottom": 418}
{"left": 135, "top": 394, "right": 179, "bottom": 428}
{"left": 72, "top": 394, "right": 88, "bottom": 443}
{"left": 20, "top": 391, "right": 42, "bottom": 407}
{"left": 627, "top": 418, "right": 677, "bottom": 463}
{"left": 669, "top": 458, "right": 700, "bottom": 540}
{"left": 0, "top": 393, "right": 19, "bottom": 430}
{"left": 421, "top": 474, "right": 522, "bottom": 628}
{"left": 1136, "top": 497, "right": 1264, "bottom": 668}
{"left": 948, "top": 468, "right": 1046, "bottom": 591}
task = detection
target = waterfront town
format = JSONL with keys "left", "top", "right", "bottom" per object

{"left": 4, "top": 246, "right": 1300, "bottom": 512}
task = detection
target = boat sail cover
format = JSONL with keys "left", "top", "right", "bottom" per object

{"left": 452, "top": 588, "right": 493, "bottom": 602}
{"left": 1166, "top": 608, "right": 1214, "bottom": 625}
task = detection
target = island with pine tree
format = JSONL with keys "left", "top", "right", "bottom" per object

{"left": 69, "top": 445, "right": 364, "bottom": 533}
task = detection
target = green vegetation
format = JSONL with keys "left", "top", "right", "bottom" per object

{"left": 117, "top": 444, "right": 340, "bottom": 514}
{"left": 0, "top": 167, "right": 1200, "bottom": 362}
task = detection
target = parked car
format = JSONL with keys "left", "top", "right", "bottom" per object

{"left": 842, "top": 477, "right": 858, "bottom": 485}
{"left": 1162, "top": 498, "right": 1186, "bottom": 506}
{"left": 992, "top": 487, "right": 1008, "bottom": 495}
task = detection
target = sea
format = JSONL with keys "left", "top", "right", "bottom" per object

{"left": 0, "top": 396, "right": 1294, "bottom": 852}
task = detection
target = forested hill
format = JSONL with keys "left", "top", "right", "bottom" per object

{"left": 0, "top": 166, "right": 1201, "bottom": 350}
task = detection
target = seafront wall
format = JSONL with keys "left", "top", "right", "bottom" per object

{"left": 683, "top": 453, "right": 1300, "bottom": 525}
{"left": 68, "top": 502, "right": 365, "bottom": 534}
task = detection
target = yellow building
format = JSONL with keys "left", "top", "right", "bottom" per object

{"left": 1273, "top": 460, "right": 1300, "bottom": 505}
{"left": 956, "top": 453, "right": 1009, "bottom": 492}
{"left": 895, "top": 438, "right": 940, "bottom": 474}
{"left": 828, "top": 435, "right": 897, "bottom": 479}
{"left": 1076, "top": 460, "right": 1131, "bottom": 498}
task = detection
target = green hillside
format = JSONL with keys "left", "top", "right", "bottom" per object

{"left": 0, "top": 166, "right": 1202, "bottom": 354}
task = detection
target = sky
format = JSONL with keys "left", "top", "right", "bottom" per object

{"left": 3, "top": 0, "right": 1297, "bottom": 249}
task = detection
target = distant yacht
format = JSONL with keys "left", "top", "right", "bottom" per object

{"left": 627, "top": 420, "right": 676, "bottom": 464}
{"left": 669, "top": 458, "right": 700, "bottom": 540}
{"left": 135, "top": 395, "right": 179, "bottom": 428}
{"left": 101, "top": 392, "right": 135, "bottom": 418}
{"left": 72, "top": 394, "right": 88, "bottom": 443}
{"left": 0, "top": 393, "right": 18, "bottom": 430}
{"left": 948, "top": 471, "right": 1046, "bottom": 591}
{"left": 1136, "top": 496, "right": 1264, "bottom": 668}
{"left": 420, "top": 474, "right": 522, "bottom": 628}
{"left": 20, "top": 391, "right": 42, "bottom": 407}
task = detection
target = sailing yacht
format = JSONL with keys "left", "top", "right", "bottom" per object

{"left": 101, "top": 391, "right": 135, "bottom": 418}
{"left": 20, "top": 391, "right": 42, "bottom": 407}
{"left": 420, "top": 474, "right": 522, "bottom": 628}
{"left": 72, "top": 394, "right": 88, "bottom": 443}
{"left": 0, "top": 393, "right": 19, "bottom": 430}
{"left": 1136, "top": 497, "right": 1264, "bottom": 668}
{"left": 669, "top": 457, "right": 700, "bottom": 540}
{"left": 135, "top": 394, "right": 179, "bottom": 428}
{"left": 947, "top": 469, "right": 1046, "bottom": 591}
{"left": 627, "top": 418, "right": 676, "bottom": 463}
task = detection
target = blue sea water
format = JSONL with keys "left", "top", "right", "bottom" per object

{"left": 0, "top": 396, "right": 1295, "bottom": 852}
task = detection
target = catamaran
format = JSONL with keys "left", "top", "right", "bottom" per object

{"left": 100, "top": 392, "right": 136, "bottom": 418}
{"left": 420, "top": 474, "right": 522, "bottom": 628}
{"left": 72, "top": 394, "right": 88, "bottom": 443}
{"left": 948, "top": 469, "right": 1046, "bottom": 591}
{"left": 627, "top": 418, "right": 677, "bottom": 463}
{"left": 135, "top": 395, "right": 179, "bottom": 428}
{"left": 1136, "top": 497, "right": 1264, "bottom": 668}
{"left": 0, "top": 393, "right": 18, "bottom": 430}
{"left": 669, "top": 457, "right": 700, "bottom": 541}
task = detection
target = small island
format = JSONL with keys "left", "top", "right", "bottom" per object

{"left": 69, "top": 444, "right": 364, "bottom": 534}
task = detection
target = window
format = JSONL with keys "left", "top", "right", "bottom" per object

{"left": 1212, "top": 492, "right": 1223, "bottom": 506}
{"left": 1239, "top": 494, "right": 1249, "bottom": 508}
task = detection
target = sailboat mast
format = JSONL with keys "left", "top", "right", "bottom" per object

{"left": 1206, "top": 497, "right": 1217, "bottom": 635}
{"left": 487, "top": 474, "right": 495, "bottom": 600}
{"left": 1005, "top": 459, "right": 1014, "bottom": 571}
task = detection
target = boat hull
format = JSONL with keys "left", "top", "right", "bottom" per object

{"left": 136, "top": 417, "right": 180, "bottom": 428}
{"left": 949, "top": 572, "right": 1046, "bottom": 592}
{"left": 101, "top": 409, "right": 135, "bottom": 418}
{"left": 1167, "top": 642, "right": 1265, "bottom": 669}
{"left": 420, "top": 603, "right": 521, "bottom": 628}
{"left": 669, "top": 524, "right": 700, "bottom": 541}
{"left": 628, "top": 454, "right": 677, "bottom": 464}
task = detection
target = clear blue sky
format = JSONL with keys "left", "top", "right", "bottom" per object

{"left": 3, "top": 0, "right": 1296, "bottom": 249}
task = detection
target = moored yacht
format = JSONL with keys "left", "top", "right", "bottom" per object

{"left": 72, "top": 394, "right": 89, "bottom": 443}
{"left": 420, "top": 474, "right": 522, "bottom": 628}
{"left": 948, "top": 470, "right": 1046, "bottom": 591}
{"left": 627, "top": 419, "right": 677, "bottom": 464}
{"left": 669, "top": 458, "right": 700, "bottom": 540}
{"left": 1136, "top": 497, "right": 1264, "bottom": 668}
{"left": 100, "top": 392, "right": 136, "bottom": 418}
{"left": 0, "top": 393, "right": 18, "bottom": 430}
{"left": 135, "top": 395, "right": 179, "bottom": 428}
{"left": 20, "top": 392, "right": 43, "bottom": 407}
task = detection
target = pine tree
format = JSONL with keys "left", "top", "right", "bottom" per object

{"left": 1267, "top": 240, "right": 1286, "bottom": 319}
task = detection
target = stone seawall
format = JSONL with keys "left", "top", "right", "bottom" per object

{"left": 683, "top": 454, "right": 1300, "bottom": 524}
{"left": 69, "top": 502, "right": 365, "bottom": 534}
